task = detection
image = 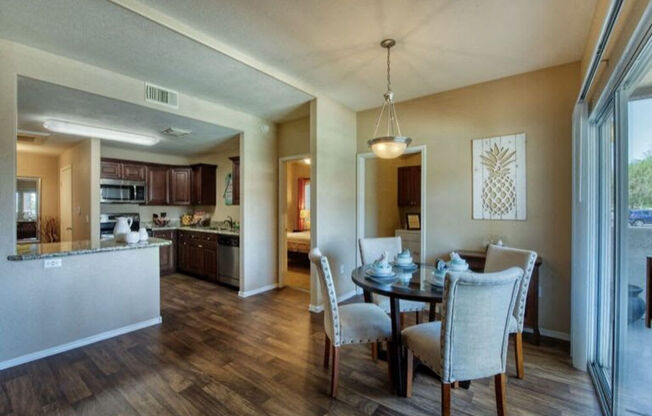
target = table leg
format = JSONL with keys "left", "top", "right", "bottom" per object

{"left": 363, "top": 289, "right": 372, "bottom": 303}
{"left": 429, "top": 301, "right": 437, "bottom": 322}
{"left": 389, "top": 296, "right": 405, "bottom": 396}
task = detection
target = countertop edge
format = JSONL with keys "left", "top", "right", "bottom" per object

{"left": 149, "top": 226, "right": 239, "bottom": 236}
{"left": 8, "top": 239, "right": 172, "bottom": 262}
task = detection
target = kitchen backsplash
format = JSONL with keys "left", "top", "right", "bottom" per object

{"left": 101, "top": 204, "right": 240, "bottom": 224}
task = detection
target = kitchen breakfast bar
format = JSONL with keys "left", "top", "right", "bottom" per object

{"left": 1, "top": 238, "right": 169, "bottom": 369}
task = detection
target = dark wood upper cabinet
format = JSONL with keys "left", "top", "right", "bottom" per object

{"left": 122, "top": 163, "right": 146, "bottom": 181}
{"left": 397, "top": 165, "right": 421, "bottom": 207}
{"left": 169, "top": 167, "right": 192, "bottom": 205}
{"left": 101, "top": 158, "right": 217, "bottom": 206}
{"left": 191, "top": 164, "right": 217, "bottom": 205}
{"left": 147, "top": 166, "right": 169, "bottom": 205}
{"left": 100, "top": 160, "right": 122, "bottom": 179}
{"left": 230, "top": 156, "right": 240, "bottom": 206}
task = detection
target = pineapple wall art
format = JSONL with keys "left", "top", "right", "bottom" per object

{"left": 472, "top": 134, "right": 526, "bottom": 220}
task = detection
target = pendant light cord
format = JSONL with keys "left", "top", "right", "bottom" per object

{"left": 386, "top": 44, "right": 391, "bottom": 94}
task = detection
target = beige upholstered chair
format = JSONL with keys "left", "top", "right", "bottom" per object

{"left": 358, "top": 237, "right": 428, "bottom": 318}
{"left": 484, "top": 244, "right": 537, "bottom": 379}
{"left": 309, "top": 248, "right": 393, "bottom": 397}
{"left": 402, "top": 268, "right": 522, "bottom": 416}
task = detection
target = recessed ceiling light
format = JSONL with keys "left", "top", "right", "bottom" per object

{"left": 43, "top": 120, "right": 159, "bottom": 146}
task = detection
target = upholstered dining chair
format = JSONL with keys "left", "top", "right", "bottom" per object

{"left": 309, "top": 248, "right": 393, "bottom": 398}
{"left": 484, "top": 244, "right": 537, "bottom": 379}
{"left": 358, "top": 237, "right": 428, "bottom": 321}
{"left": 402, "top": 268, "right": 522, "bottom": 416}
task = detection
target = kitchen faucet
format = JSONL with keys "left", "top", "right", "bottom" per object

{"left": 225, "top": 216, "right": 234, "bottom": 229}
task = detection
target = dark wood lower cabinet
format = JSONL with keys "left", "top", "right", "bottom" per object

{"left": 152, "top": 230, "right": 176, "bottom": 275}
{"left": 175, "top": 230, "right": 218, "bottom": 281}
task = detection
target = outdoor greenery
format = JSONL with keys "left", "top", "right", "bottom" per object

{"left": 629, "top": 152, "right": 652, "bottom": 209}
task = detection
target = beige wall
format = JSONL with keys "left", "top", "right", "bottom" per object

{"left": 191, "top": 136, "right": 241, "bottom": 223}
{"left": 286, "top": 160, "right": 310, "bottom": 232}
{"left": 357, "top": 62, "right": 580, "bottom": 335}
{"left": 278, "top": 116, "right": 309, "bottom": 158}
{"left": 59, "top": 139, "right": 96, "bottom": 241}
{"left": 311, "top": 97, "right": 357, "bottom": 306}
{"left": 16, "top": 151, "right": 60, "bottom": 222}
{"left": 364, "top": 153, "right": 421, "bottom": 238}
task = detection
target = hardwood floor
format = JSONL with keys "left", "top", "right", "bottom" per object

{"left": 0, "top": 273, "right": 601, "bottom": 415}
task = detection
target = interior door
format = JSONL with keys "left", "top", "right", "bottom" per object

{"left": 60, "top": 165, "right": 73, "bottom": 242}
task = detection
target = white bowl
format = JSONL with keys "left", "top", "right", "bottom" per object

{"left": 125, "top": 231, "right": 140, "bottom": 244}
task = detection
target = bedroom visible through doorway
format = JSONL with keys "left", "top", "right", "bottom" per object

{"left": 279, "top": 156, "right": 311, "bottom": 291}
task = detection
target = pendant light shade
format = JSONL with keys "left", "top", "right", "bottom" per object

{"left": 368, "top": 39, "right": 411, "bottom": 159}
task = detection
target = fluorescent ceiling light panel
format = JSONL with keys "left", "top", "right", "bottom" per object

{"left": 43, "top": 120, "right": 159, "bottom": 146}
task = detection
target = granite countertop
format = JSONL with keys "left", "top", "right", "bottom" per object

{"left": 148, "top": 225, "right": 239, "bottom": 236}
{"left": 8, "top": 238, "right": 172, "bottom": 261}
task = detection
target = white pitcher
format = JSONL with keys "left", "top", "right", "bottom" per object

{"left": 113, "top": 217, "right": 133, "bottom": 242}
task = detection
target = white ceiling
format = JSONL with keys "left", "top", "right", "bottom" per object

{"left": 0, "top": 0, "right": 313, "bottom": 121}
{"left": 1, "top": 0, "right": 597, "bottom": 116}
{"left": 136, "top": 0, "right": 598, "bottom": 110}
{"left": 17, "top": 77, "right": 239, "bottom": 156}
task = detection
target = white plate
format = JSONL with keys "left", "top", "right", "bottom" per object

{"left": 365, "top": 269, "right": 396, "bottom": 279}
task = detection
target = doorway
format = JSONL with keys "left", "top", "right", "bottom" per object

{"left": 60, "top": 165, "right": 73, "bottom": 242}
{"left": 356, "top": 146, "right": 427, "bottom": 265}
{"left": 278, "top": 154, "right": 312, "bottom": 291}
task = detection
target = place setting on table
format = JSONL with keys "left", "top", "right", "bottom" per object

{"left": 351, "top": 248, "right": 473, "bottom": 395}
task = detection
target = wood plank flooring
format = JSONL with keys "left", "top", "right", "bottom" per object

{"left": 0, "top": 273, "right": 601, "bottom": 415}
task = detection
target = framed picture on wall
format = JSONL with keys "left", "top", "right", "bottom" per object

{"left": 406, "top": 213, "right": 421, "bottom": 230}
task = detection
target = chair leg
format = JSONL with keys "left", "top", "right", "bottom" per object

{"left": 323, "top": 335, "right": 331, "bottom": 369}
{"left": 386, "top": 341, "right": 393, "bottom": 390}
{"left": 331, "top": 346, "right": 340, "bottom": 398}
{"left": 415, "top": 311, "right": 419, "bottom": 324}
{"left": 514, "top": 332, "right": 524, "bottom": 379}
{"left": 495, "top": 373, "right": 506, "bottom": 416}
{"left": 371, "top": 343, "right": 378, "bottom": 362}
{"left": 441, "top": 383, "right": 451, "bottom": 416}
{"left": 406, "top": 349, "right": 413, "bottom": 397}
{"left": 400, "top": 312, "right": 405, "bottom": 328}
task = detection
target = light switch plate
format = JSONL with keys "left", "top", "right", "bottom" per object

{"left": 44, "top": 258, "right": 62, "bottom": 268}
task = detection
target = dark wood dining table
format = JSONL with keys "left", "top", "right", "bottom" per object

{"left": 351, "top": 263, "right": 444, "bottom": 397}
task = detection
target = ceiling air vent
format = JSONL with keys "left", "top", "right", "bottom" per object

{"left": 145, "top": 83, "right": 179, "bottom": 109}
{"left": 161, "top": 127, "right": 192, "bottom": 137}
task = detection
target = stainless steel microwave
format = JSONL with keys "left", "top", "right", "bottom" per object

{"left": 100, "top": 179, "right": 146, "bottom": 204}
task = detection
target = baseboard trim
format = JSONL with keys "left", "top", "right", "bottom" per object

{"left": 308, "top": 290, "right": 358, "bottom": 314}
{"left": 338, "top": 290, "right": 357, "bottom": 303}
{"left": 0, "top": 316, "right": 162, "bottom": 370}
{"left": 308, "top": 304, "right": 323, "bottom": 313}
{"left": 238, "top": 283, "right": 278, "bottom": 298}
{"left": 523, "top": 327, "right": 570, "bottom": 341}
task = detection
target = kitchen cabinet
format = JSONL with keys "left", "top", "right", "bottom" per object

{"left": 229, "top": 156, "right": 240, "bottom": 205}
{"left": 397, "top": 165, "right": 421, "bottom": 207}
{"left": 100, "top": 160, "right": 122, "bottom": 179}
{"left": 122, "top": 162, "right": 146, "bottom": 181}
{"left": 169, "top": 167, "right": 192, "bottom": 205}
{"left": 147, "top": 166, "right": 169, "bottom": 205}
{"left": 102, "top": 158, "right": 217, "bottom": 207}
{"left": 192, "top": 164, "right": 217, "bottom": 205}
{"left": 176, "top": 230, "right": 218, "bottom": 281}
{"left": 152, "top": 229, "right": 176, "bottom": 275}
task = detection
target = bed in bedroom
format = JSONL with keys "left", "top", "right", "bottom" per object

{"left": 287, "top": 230, "right": 311, "bottom": 267}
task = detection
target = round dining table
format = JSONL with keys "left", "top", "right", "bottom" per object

{"left": 351, "top": 263, "right": 444, "bottom": 397}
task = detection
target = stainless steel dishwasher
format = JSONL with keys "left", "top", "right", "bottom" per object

{"left": 217, "top": 234, "right": 239, "bottom": 288}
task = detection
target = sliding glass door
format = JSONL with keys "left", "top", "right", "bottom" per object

{"left": 589, "top": 36, "right": 652, "bottom": 416}
{"left": 591, "top": 107, "right": 616, "bottom": 411}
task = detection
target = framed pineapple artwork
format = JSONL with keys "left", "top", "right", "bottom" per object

{"left": 472, "top": 133, "right": 526, "bottom": 220}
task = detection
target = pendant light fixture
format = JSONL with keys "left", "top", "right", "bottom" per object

{"left": 367, "top": 39, "right": 411, "bottom": 159}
